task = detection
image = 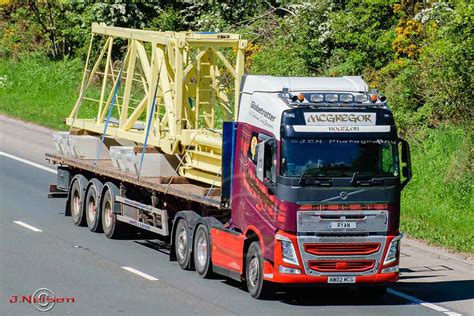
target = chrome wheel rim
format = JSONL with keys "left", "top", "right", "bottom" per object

{"left": 104, "top": 200, "right": 112, "bottom": 228}
{"left": 196, "top": 233, "right": 207, "bottom": 267}
{"left": 88, "top": 196, "right": 96, "bottom": 223}
{"left": 248, "top": 256, "right": 259, "bottom": 288}
{"left": 72, "top": 191, "right": 81, "bottom": 217}
{"left": 177, "top": 228, "right": 187, "bottom": 261}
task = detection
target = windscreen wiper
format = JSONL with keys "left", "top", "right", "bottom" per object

{"left": 351, "top": 172, "right": 383, "bottom": 186}
{"left": 299, "top": 166, "right": 332, "bottom": 186}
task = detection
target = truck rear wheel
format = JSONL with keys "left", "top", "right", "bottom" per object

{"left": 193, "top": 224, "right": 213, "bottom": 278}
{"left": 246, "top": 241, "right": 274, "bottom": 299}
{"left": 85, "top": 179, "right": 103, "bottom": 232}
{"left": 175, "top": 219, "right": 192, "bottom": 270}
{"left": 70, "top": 178, "right": 86, "bottom": 226}
{"left": 101, "top": 185, "right": 123, "bottom": 239}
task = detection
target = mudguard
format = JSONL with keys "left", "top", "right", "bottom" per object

{"left": 101, "top": 182, "right": 121, "bottom": 214}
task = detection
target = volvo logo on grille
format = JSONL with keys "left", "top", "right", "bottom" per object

{"left": 339, "top": 191, "right": 348, "bottom": 200}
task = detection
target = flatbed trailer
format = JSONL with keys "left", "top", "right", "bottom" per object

{"left": 46, "top": 152, "right": 221, "bottom": 208}
{"left": 46, "top": 151, "right": 229, "bottom": 241}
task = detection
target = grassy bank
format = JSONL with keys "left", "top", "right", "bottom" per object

{"left": 0, "top": 57, "right": 83, "bottom": 130}
{"left": 1, "top": 58, "right": 472, "bottom": 253}
{"left": 401, "top": 127, "right": 473, "bottom": 253}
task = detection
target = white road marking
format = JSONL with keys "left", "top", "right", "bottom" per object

{"left": 0, "top": 151, "right": 57, "bottom": 174}
{"left": 388, "top": 288, "right": 462, "bottom": 316}
{"left": 121, "top": 267, "right": 159, "bottom": 281}
{"left": 14, "top": 221, "right": 43, "bottom": 232}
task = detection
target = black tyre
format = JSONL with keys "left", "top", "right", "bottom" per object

{"left": 193, "top": 225, "right": 213, "bottom": 278}
{"left": 175, "top": 219, "right": 192, "bottom": 270}
{"left": 101, "top": 186, "right": 123, "bottom": 239}
{"left": 85, "top": 179, "right": 103, "bottom": 232}
{"left": 70, "top": 178, "right": 86, "bottom": 226}
{"left": 246, "top": 241, "right": 274, "bottom": 299}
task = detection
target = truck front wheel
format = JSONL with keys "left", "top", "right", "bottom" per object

{"left": 193, "top": 225, "right": 213, "bottom": 278}
{"left": 246, "top": 241, "right": 274, "bottom": 299}
{"left": 175, "top": 219, "right": 192, "bottom": 270}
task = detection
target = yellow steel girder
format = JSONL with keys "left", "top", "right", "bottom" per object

{"left": 68, "top": 23, "right": 247, "bottom": 186}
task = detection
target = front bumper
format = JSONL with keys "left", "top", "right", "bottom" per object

{"left": 264, "top": 231, "right": 401, "bottom": 284}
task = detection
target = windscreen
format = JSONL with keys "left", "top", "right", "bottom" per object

{"left": 281, "top": 139, "right": 398, "bottom": 177}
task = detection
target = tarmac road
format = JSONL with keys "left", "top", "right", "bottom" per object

{"left": 1, "top": 115, "right": 473, "bottom": 315}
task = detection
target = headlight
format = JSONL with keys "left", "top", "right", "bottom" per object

{"left": 275, "top": 234, "right": 299, "bottom": 266}
{"left": 384, "top": 234, "right": 403, "bottom": 265}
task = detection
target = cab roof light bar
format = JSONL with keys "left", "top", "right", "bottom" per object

{"left": 279, "top": 87, "right": 388, "bottom": 109}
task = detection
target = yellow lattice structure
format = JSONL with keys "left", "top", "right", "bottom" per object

{"left": 67, "top": 23, "right": 247, "bottom": 186}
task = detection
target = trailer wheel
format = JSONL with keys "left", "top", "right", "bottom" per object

{"left": 246, "top": 241, "right": 274, "bottom": 299}
{"left": 85, "top": 179, "right": 103, "bottom": 233}
{"left": 70, "top": 178, "right": 86, "bottom": 226}
{"left": 101, "top": 186, "right": 122, "bottom": 239}
{"left": 193, "top": 225, "right": 213, "bottom": 278}
{"left": 175, "top": 219, "right": 192, "bottom": 270}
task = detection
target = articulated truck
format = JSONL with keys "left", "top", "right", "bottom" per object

{"left": 47, "top": 24, "right": 412, "bottom": 299}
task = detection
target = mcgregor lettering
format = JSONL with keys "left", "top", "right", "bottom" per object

{"left": 304, "top": 112, "right": 376, "bottom": 126}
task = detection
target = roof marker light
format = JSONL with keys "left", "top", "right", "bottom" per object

{"left": 310, "top": 94, "right": 324, "bottom": 102}
{"left": 325, "top": 94, "right": 338, "bottom": 102}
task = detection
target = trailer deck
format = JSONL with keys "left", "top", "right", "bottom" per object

{"left": 46, "top": 153, "right": 221, "bottom": 208}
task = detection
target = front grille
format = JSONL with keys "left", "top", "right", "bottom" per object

{"left": 304, "top": 242, "right": 381, "bottom": 256}
{"left": 297, "top": 210, "right": 388, "bottom": 234}
{"left": 308, "top": 260, "right": 375, "bottom": 272}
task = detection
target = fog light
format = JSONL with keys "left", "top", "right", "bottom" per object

{"left": 279, "top": 266, "right": 302, "bottom": 274}
{"left": 381, "top": 265, "right": 399, "bottom": 274}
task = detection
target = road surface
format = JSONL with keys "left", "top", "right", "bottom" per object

{"left": 1, "top": 115, "right": 473, "bottom": 315}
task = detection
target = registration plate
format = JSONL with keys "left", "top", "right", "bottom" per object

{"left": 328, "top": 276, "right": 356, "bottom": 284}
{"left": 330, "top": 221, "right": 356, "bottom": 229}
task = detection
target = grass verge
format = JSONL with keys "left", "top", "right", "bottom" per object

{"left": 401, "top": 126, "right": 473, "bottom": 253}
{"left": 0, "top": 57, "right": 83, "bottom": 130}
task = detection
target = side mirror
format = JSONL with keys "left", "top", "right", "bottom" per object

{"left": 398, "top": 138, "right": 412, "bottom": 190}
{"left": 402, "top": 166, "right": 409, "bottom": 178}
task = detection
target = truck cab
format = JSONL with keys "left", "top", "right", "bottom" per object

{"left": 221, "top": 75, "right": 411, "bottom": 296}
